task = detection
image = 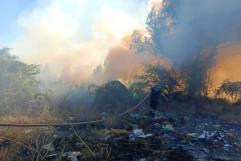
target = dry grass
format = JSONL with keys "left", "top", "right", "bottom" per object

{"left": 0, "top": 110, "right": 61, "bottom": 161}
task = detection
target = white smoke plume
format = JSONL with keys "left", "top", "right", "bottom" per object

{"left": 13, "top": 0, "right": 148, "bottom": 84}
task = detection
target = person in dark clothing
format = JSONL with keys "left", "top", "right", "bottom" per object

{"left": 149, "top": 87, "right": 161, "bottom": 117}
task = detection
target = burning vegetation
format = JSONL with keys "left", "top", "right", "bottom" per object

{"left": 0, "top": 0, "right": 241, "bottom": 161}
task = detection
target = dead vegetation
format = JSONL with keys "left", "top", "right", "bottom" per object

{"left": 216, "top": 80, "right": 241, "bottom": 102}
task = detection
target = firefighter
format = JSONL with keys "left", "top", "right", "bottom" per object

{"left": 149, "top": 86, "right": 168, "bottom": 117}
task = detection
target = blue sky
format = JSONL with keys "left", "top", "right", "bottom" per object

{"left": 0, "top": 0, "right": 37, "bottom": 45}
{"left": 0, "top": 0, "right": 149, "bottom": 47}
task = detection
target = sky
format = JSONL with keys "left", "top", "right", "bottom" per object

{"left": 0, "top": 0, "right": 150, "bottom": 48}
{"left": 0, "top": 0, "right": 37, "bottom": 45}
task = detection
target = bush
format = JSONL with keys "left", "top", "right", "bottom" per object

{"left": 93, "top": 81, "right": 132, "bottom": 114}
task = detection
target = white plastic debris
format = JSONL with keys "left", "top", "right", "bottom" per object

{"left": 163, "top": 124, "right": 174, "bottom": 131}
{"left": 129, "top": 129, "right": 153, "bottom": 140}
{"left": 43, "top": 143, "right": 55, "bottom": 152}
{"left": 198, "top": 131, "right": 215, "bottom": 139}
{"left": 63, "top": 152, "right": 81, "bottom": 161}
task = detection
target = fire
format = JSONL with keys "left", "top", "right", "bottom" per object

{"left": 211, "top": 43, "right": 241, "bottom": 91}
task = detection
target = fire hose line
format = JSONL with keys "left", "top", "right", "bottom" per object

{"left": 0, "top": 94, "right": 149, "bottom": 128}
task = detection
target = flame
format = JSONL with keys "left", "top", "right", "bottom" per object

{"left": 211, "top": 43, "right": 241, "bottom": 91}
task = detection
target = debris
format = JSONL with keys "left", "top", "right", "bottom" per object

{"left": 24, "top": 129, "right": 32, "bottom": 134}
{"left": 198, "top": 131, "right": 215, "bottom": 139}
{"left": 5, "top": 111, "right": 241, "bottom": 161}
{"left": 43, "top": 143, "right": 55, "bottom": 152}
{"left": 63, "top": 152, "right": 81, "bottom": 161}
{"left": 129, "top": 129, "right": 153, "bottom": 140}
{"left": 163, "top": 124, "right": 174, "bottom": 131}
{"left": 187, "top": 133, "right": 198, "bottom": 137}
{"left": 46, "top": 154, "right": 58, "bottom": 159}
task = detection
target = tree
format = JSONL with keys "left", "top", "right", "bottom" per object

{"left": 216, "top": 80, "right": 241, "bottom": 102}
{"left": 145, "top": 0, "right": 215, "bottom": 96}
{"left": 0, "top": 48, "right": 48, "bottom": 115}
{"left": 134, "top": 65, "right": 184, "bottom": 95}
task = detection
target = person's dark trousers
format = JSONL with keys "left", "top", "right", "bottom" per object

{"left": 149, "top": 87, "right": 160, "bottom": 117}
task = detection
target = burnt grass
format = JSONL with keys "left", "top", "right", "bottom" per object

{"left": 2, "top": 98, "right": 241, "bottom": 161}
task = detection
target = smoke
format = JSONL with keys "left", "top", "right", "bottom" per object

{"left": 148, "top": 0, "right": 241, "bottom": 62}
{"left": 147, "top": 0, "right": 241, "bottom": 94}
{"left": 211, "top": 43, "right": 241, "bottom": 89}
{"left": 12, "top": 0, "right": 241, "bottom": 88}
{"left": 101, "top": 34, "right": 169, "bottom": 83}
{"left": 13, "top": 0, "right": 146, "bottom": 85}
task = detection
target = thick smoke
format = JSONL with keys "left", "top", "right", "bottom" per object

{"left": 146, "top": 0, "right": 241, "bottom": 94}
{"left": 211, "top": 43, "right": 241, "bottom": 89}
{"left": 148, "top": 0, "right": 241, "bottom": 62}
{"left": 13, "top": 0, "right": 241, "bottom": 88}
{"left": 100, "top": 34, "right": 169, "bottom": 84}
{"left": 14, "top": 0, "right": 145, "bottom": 85}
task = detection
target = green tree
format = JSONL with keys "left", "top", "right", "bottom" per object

{"left": 0, "top": 48, "right": 48, "bottom": 115}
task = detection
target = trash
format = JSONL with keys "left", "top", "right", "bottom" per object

{"left": 198, "top": 131, "right": 215, "bottom": 139}
{"left": 129, "top": 129, "right": 153, "bottom": 140}
{"left": 187, "top": 133, "right": 198, "bottom": 137}
{"left": 24, "top": 129, "right": 32, "bottom": 134}
{"left": 224, "top": 144, "right": 231, "bottom": 147}
{"left": 163, "top": 124, "right": 174, "bottom": 131}
{"left": 133, "top": 129, "right": 143, "bottom": 136}
{"left": 46, "top": 154, "right": 58, "bottom": 159}
{"left": 43, "top": 143, "right": 55, "bottom": 152}
{"left": 63, "top": 152, "right": 81, "bottom": 161}
{"left": 101, "top": 112, "right": 109, "bottom": 118}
